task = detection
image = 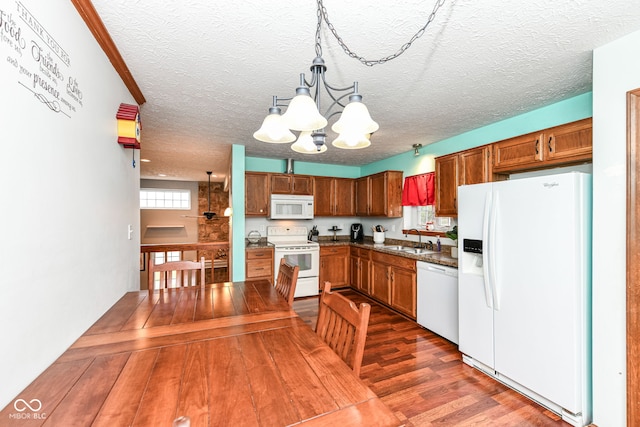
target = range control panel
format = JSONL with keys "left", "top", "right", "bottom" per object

{"left": 463, "top": 238, "right": 483, "bottom": 254}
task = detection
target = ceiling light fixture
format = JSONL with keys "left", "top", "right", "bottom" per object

{"left": 254, "top": 0, "right": 448, "bottom": 154}
{"left": 413, "top": 144, "right": 423, "bottom": 156}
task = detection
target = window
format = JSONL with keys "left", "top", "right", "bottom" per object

{"left": 140, "top": 188, "right": 190, "bottom": 209}
{"left": 403, "top": 205, "right": 455, "bottom": 231}
{"left": 417, "top": 205, "right": 435, "bottom": 229}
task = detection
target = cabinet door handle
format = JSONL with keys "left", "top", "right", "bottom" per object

{"left": 548, "top": 136, "right": 553, "bottom": 152}
{"left": 535, "top": 139, "right": 539, "bottom": 155}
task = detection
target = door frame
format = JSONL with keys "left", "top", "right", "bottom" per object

{"left": 627, "top": 88, "right": 640, "bottom": 426}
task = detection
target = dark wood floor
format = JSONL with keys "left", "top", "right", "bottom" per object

{"left": 293, "top": 289, "right": 569, "bottom": 427}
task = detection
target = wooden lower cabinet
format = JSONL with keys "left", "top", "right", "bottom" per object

{"left": 368, "top": 251, "right": 417, "bottom": 319}
{"left": 389, "top": 264, "right": 417, "bottom": 318}
{"left": 371, "top": 261, "right": 392, "bottom": 305}
{"left": 319, "top": 246, "right": 349, "bottom": 289}
{"left": 350, "top": 247, "right": 371, "bottom": 294}
{"left": 245, "top": 247, "right": 274, "bottom": 283}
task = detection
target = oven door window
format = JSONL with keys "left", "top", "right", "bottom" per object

{"left": 283, "top": 253, "right": 313, "bottom": 273}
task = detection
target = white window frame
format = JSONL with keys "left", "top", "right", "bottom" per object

{"left": 140, "top": 188, "right": 191, "bottom": 210}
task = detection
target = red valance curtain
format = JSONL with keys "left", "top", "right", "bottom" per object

{"left": 401, "top": 172, "right": 435, "bottom": 206}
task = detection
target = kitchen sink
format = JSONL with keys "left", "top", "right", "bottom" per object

{"left": 383, "top": 245, "right": 436, "bottom": 255}
{"left": 402, "top": 248, "right": 437, "bottom": 255}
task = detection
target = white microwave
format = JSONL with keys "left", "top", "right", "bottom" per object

{"left": 270, "top": 194, "right": 314, "bottom": 220}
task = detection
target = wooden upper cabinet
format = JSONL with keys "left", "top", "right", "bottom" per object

{"left": 368, "top": 173, "right": 388, "bottom": 216}
{"left": 355, "top": 176, "right": 370, "bottom": 216}
{"left": 314, "top": 177, "right": 355, "bottom": 216}
{"left": 435, "top": 153, "right": 459, "bottom": 217}
{"left": 493, "top": 132, "right": 545, "bottom": 172}
{"left": 436, "top": 145, "right": 493, "bottom": 217}
{"left": 493, "top": 118, "right": 592, "bottom": 173}
{"left": 361, "top": 171, "right": 403, "bottom": 217}
{"left": 314, "top": 177, "right": 334, "bottom": 216}
{"left": 334, "top": 178, "right": 355, "bottom": 216}
{"left": 459, "top": 145, "right": 493, "bottom": 185}
{"left": 245, "top": 172, "right": 270, "bottom": 216}
{"left": 270, "top": 174, "right": 313, "bottom": 195}
{"left": 545, "top": 117, "right": 593, "bottom": 164}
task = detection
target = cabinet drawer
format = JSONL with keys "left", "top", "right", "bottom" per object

{"left": 246, "top": 259, "right": 272, "bottom": 278}
{"left": 246, "top": 249, "right": 273, "bottom": 260}
{"left": 372, "top": 251, "right": 416, "bottom": 271}
{"left": 351, "top": 247, "right": 371, "bottom": 259}
{"left": 320, "top": 246, "right": 349, "bottom": 256}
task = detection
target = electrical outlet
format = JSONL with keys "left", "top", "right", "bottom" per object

{"left": 391, "top": 224, "right": 396, "bottom": 232}
{"left": 127, "top": 224, "right": 133, "bottom": 240}
{"left": 259, "top": 225, "right": 266, "bottom": 234}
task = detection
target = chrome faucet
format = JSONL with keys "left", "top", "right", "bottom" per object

{"left": 406, "top": 229, "right": 423, "bottom": 248}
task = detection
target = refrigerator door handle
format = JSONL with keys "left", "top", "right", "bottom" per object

{"left": 482, "top": 192, "right": 494, "bottom": 309}
{"left": 489, "top": 191, "right": 500, "bottom": 310}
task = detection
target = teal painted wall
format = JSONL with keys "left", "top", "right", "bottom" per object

{"left": 231, "top": 144, "right": 246, "bottom": 281}
{"left": 245, "top": 157, "right": 284, "bottom": 173}
{"left": 362, "top": 92, "right": 593, "bottom": 176}
{"left": 247, "top": 93, "right": 592, "bottom": 179}
{"left": 246, "top": 157, "right": 361, "bottom": 178}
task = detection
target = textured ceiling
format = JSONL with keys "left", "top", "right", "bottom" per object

{"left": 90, "top": 0, "right": 640, "bottom": 182}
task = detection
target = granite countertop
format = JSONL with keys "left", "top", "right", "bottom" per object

{"left": 318, "top": 238, "right": 458, "bottom": 268}
{"left": 245, "top": 239, "right": 273, "bottom": 249}
{"left": 244, "top": 237, "right": 458, "bottom": 268}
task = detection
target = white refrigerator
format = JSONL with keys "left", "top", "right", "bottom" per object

{"left": 457, "top": 172, "right": 591, "bottom": 427}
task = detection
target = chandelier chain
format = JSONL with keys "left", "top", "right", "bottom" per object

{"left": 317, "top": 0, "right": 447, "bottom": 67}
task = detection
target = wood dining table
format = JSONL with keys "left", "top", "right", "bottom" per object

{"left": 1, "top": 280, "right": 402, "bottom": 426}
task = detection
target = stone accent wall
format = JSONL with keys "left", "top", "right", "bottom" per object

{"left": 197, "top": 180, "right": 229, "bottom": 282}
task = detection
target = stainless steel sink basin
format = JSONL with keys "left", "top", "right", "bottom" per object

{"left": 383, "top": 245, "right": 409, "bottom": 250}
{"left": 402, "top": 248, "right": 436, "bottom": 255}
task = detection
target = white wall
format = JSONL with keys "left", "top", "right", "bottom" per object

{"left": 0, "top": 0, "right": 139, "bottom": 409}
{"left": 140, "top": 179, "right": 199, "bottom": 244}
{"left": 592, "top": 29, "right": 640, "bottom": 425}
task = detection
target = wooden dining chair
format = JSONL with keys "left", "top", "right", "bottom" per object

{"left": 315, "top": 281, "right": 371, "bottom": 376}
{"left": 275, "top": 258, "right": 300, "bottom": 306}
{"left": 148, "top": 256, "right": 206, "bottom": 292}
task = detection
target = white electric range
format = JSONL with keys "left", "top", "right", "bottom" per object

{"left": 267, "top": 226, "right": 320, "bottom": 298}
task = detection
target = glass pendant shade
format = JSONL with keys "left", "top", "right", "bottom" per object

{"left": 332, "top": 132, "right": 371, "bottom": 149}
{"left": 291, "top": 131, "right": 327, "bottom": 154}
{"left": 331, "top": 95, "right": 379, "bottom": 135}
{"left": 281, "top": 87, "right": 328, "bottom": 131}
{"left": 253, "top": 108, "right": 296, "bottom": 143}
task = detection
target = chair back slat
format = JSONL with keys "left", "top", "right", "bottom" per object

{"left": 316, "top": 281, "right": 371, "bottom": 376}
{"left": 275, "top": 258, "right": 299, "bottom": 306}
{"left": 148, "top": 256, "right": 206, "bottom": 292}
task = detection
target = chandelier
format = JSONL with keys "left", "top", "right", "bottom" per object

{"left": 254, "top": 0, "right": 447, "bottom": 154}
{"left": 253, "top": 8, "right": 377, "bottom": 153}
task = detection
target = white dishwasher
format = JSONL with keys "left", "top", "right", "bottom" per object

{"left": 417, "top": 261, "right": 459, "bottom": 344}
